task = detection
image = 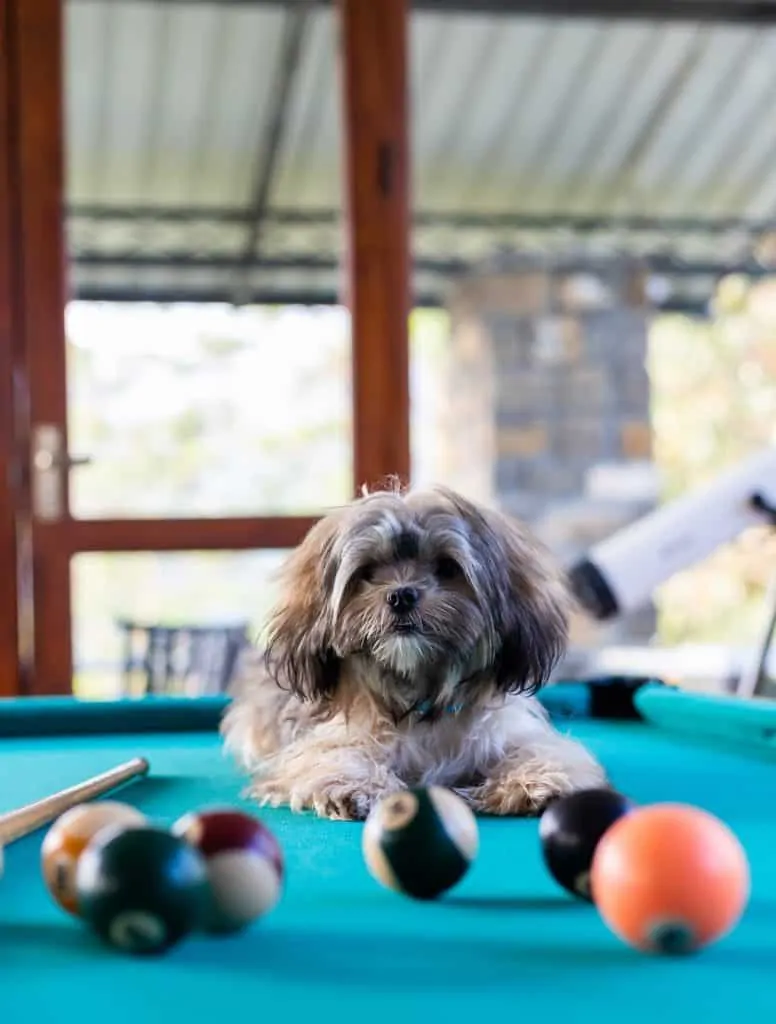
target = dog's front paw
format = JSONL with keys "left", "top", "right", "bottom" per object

{"left": 310, "top": 783, "right": 379, "bottom": 822}
{"left": 310, "top": 777, "right": 409, "bottom": 821}
{"left": 250, "top": 775, "right": 405, "bottom": 822}
{"left": 472, "top": 759, "right": 605, "bottom": 817}
{"left": 247, "top": 776, "right": 291, "bottom": 811}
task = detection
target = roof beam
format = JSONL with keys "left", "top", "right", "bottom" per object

{"left": 231, "top": 2, "right": 311, "bottom": 303}
{"left": 413, "top": 0, "right": 776, "bottom": 21}
{"left": 73, "top": 285, "right": 342, "bottom": 305}
{"left": 68, "top": 284, "right": 707, "bottom": 317}
{"left": 71, "top": 285, "right": 443, "bottom": 308}
{"left": 72, "top": 251, "right": 466, "bottom": 276}
{"left": 67, "top": 204, "right": 776, "bottom": 236}
{"left": 70, "top": 249, "right": 775, "bottom": 278}
{"left": 73, "top": 0, "right": 776, "bottom": 25}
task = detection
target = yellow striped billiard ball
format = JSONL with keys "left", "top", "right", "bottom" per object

{"left": 41, "top": 801, "right": 147, "bottom": 915}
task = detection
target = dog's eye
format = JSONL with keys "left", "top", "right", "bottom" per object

{"left": 355, "top": 563, "right": 375, "bottom": 584}
{"left": 435, "top": 557, "right": 461, "bottom": 580}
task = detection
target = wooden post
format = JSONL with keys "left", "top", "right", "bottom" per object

{"left": 338, "top": 0, "right": 411, "bottom": 493}
{"left": 0, "top": 0, "right": 21, "bottom": 696}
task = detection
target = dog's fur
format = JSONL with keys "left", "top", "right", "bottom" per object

{"left": 222, "top": 485, "right": 606, "bottom": 820}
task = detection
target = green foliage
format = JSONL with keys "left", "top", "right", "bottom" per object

{"left": 66, "top": 304, "right": 353, "bottom": 685}
{"left": 650, "top": 277, "right": 776, "bottom": 646}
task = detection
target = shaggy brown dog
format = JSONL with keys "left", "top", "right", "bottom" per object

{"left": 222, "top": 485, "right": 605, "bottom": 820}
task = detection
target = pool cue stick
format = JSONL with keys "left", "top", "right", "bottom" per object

{"left": 0, "top": 757, "right": 149, "bottom": 846}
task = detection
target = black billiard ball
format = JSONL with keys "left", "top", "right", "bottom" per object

{"left": 172, "top": 808, "right": 284, "bottom": 933}
{"left": 362, "top": 786, "right": 479, "bottom": 900}
{"left": 539, "top": 788, "right": 635, "bottom": 901}
{"left": 75, "top": 825, "right": 209, "bottom": 955}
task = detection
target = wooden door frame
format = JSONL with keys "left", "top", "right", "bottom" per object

{"left": 0, "top": 0, "right": 412, "bottom": 695}
{"left": 0, "top": 0, "right": 21, "bottom": 697}
{"left": 8, "top": 0, "right": 72, "bottom": 694}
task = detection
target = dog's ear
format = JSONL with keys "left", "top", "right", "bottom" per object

{"left": 263, "top": 511, "right": 344, "bottom": 704}
{"left": 486, "top": 507, "right": 569, "bottom": 695}
{"left": 440, "top": 490, "right": 569, "bottom": 695}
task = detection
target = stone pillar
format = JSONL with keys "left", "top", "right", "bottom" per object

{"left": 440, "top": 256, "right": 659, "bottom": 656}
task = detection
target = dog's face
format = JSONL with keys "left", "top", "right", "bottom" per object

{"left": 331, "top": 509, "right": 493, "bottom": 684}
{"left": 264, "top": 487, "right": 569, "bottom": 718}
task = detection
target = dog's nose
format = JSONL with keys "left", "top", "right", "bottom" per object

{"left": 386, "top": 586, "right": 420, "bottom": 613}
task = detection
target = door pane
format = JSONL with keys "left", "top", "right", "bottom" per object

{"left": 71, "top": 549, "right": 288, "bottom": 698}
{"left": 66, "top": 302, "right": 352, "bottom": 518}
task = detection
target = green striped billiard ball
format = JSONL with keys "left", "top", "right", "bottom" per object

{"left": 362, "top": 787, "right": 479, "bottom": 900}
{"left": 75, "top": 825, "right": 209, "bottom": 956}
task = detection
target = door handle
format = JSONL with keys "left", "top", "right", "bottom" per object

{"left": 31, "top": 424, "right": 91, "bottom": 521}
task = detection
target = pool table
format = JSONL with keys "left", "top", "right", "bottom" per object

{"left": 1, "top": 681, "right": 775, "bottom": 1024}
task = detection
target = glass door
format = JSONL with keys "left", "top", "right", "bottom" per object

{"left": 0, "top": 0, "right": 413, "bottom": 696}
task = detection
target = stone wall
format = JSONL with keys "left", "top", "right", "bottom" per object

{"left": 439, "top": 256, "right": 659, "bottom": 650}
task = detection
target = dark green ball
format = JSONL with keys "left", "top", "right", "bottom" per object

{"left": 75, "top": 825, "right": 209, "bottom": 955}
{"left": 362, "top": 786, "right": 479, "bottom": 900}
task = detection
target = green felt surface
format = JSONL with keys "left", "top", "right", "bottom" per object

{"left": 1, "top": 698, "right": 775, "bottom": 1024}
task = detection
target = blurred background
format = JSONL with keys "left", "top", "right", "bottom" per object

{"left": 4, "top": 0, "right": 776, "bottom": 700}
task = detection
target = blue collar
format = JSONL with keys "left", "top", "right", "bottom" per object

{"left": 414, "top": 700, "right": 466, "bottom": 717}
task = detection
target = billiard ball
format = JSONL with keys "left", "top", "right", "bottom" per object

{"left": 41, "top": 800, "right": 148, "bottom": 915}
{"left": 171, "top": 808, "right": 284, "bottom": 933}
{"left": 75, "top": 825, "right": 209, "bottom": 956}
{"left": 362, "top": 787, "right": 478, "bottom": 900}
{"left": 590, "top": 803, "right": 750, "bottom": 954}
{"left": 539, "top": 787, "right": 634, "bottom": 901}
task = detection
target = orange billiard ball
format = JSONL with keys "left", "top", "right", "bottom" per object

{"left": 590, "top": 803, "right": 750, "bottom": 955}
{"left": 41, "top": 800, "right": 147, "bottom": 915}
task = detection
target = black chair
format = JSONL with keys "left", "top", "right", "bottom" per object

{"left": 116, "top": 619, "right": 251, "bottom": 697}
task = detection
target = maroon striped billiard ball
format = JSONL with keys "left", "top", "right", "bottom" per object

{"left": 172, "top": 808, "right": 284, "bottom": 934}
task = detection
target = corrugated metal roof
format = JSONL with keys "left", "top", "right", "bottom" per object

{"left": 64, "top": 0, "right": 776, "bottom": 309}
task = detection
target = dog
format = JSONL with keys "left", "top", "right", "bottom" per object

{"left": 221, "top": 484, "right": 606, "bottom": 821}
